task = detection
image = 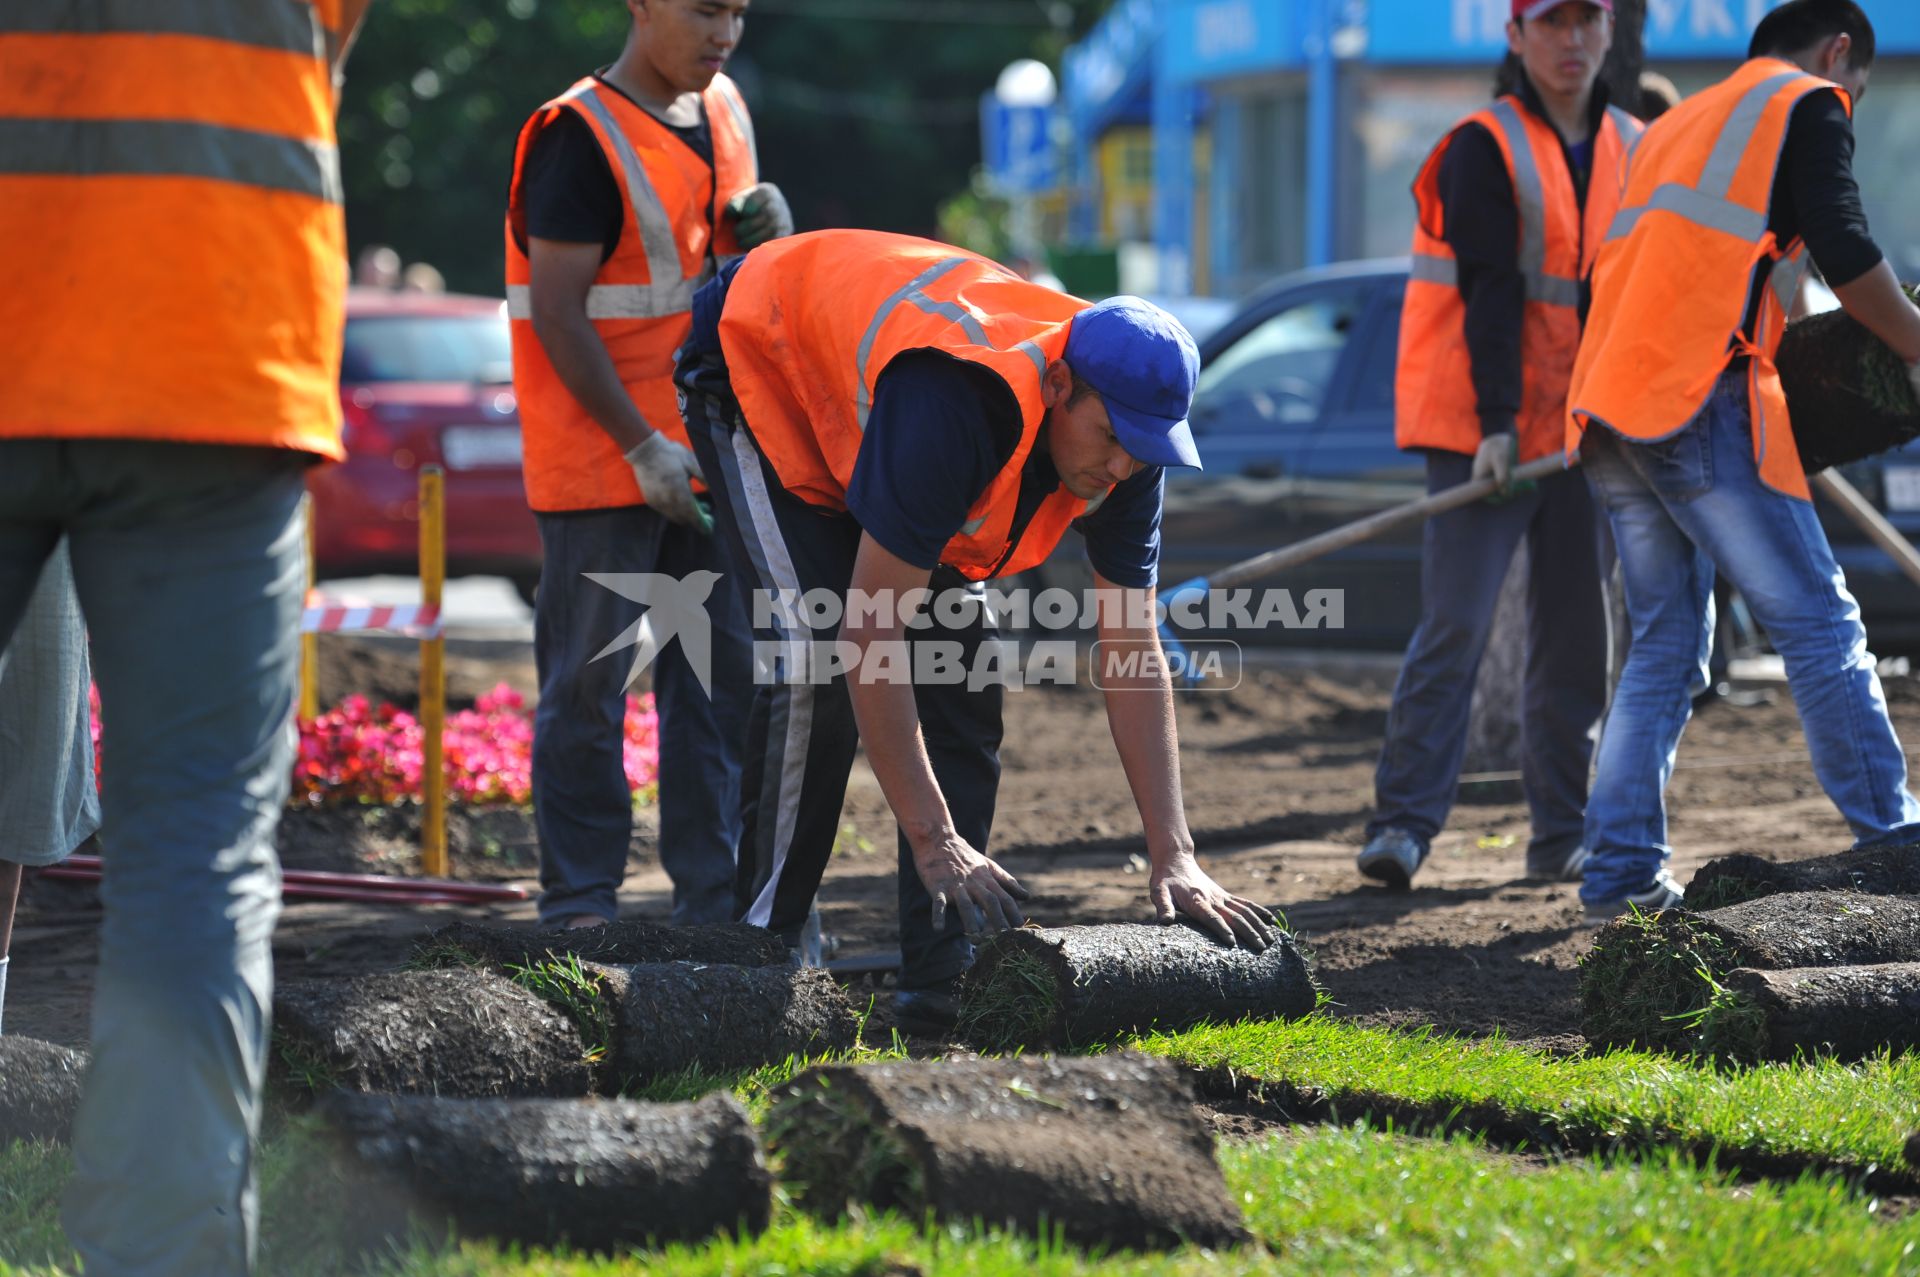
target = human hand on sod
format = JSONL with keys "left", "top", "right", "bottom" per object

{"left": 726, "top": 182, "right": 794, "bottom": 248}
{"left": 1150, "top": 851, "right": 1279, "bottom": 951}
{"left": 913, "top": 832, "right": 1031, "bottom": 935}
{"left": 625, "top": 431, "right": 713, "bottom": 534}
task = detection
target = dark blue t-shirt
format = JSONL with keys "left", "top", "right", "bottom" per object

{"left": 843, "top": 351, "right": 1163, "bottom": 589}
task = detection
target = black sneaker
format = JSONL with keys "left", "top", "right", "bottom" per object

{"left": 1525, "top": 843, "right": 1591, "bottom": 883}
{"left": 892, "top": 987, "right": 959, "bottom": 1038}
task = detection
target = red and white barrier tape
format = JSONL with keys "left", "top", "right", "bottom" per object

{"left": 301, "top": 602, "right": 444, "bottom": 638}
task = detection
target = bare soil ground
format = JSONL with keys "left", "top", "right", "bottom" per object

{"left": 15, "top": 636, "right": 1920, "bottom": 1057}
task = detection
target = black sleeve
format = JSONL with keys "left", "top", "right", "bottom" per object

{"left": 1781, "top": 90, "right": 1882, "bottom": 288}
{"left": 1438, "top": 123, "right": 1524, "bottom": 439}
{"left": 520, "top": 110, "right": 623, "bottom": 262}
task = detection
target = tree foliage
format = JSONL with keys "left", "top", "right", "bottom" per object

{"left": 338, "top": 1, "right": 1109, "bottom": 294}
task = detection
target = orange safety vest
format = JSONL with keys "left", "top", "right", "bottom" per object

{"left": 506, "top": 74, "right": 759, "bottom": 512}
{"left": 1569, "top": 58, "right": 1847, "bottom": 501}
{"left": 718, "top": 230, "right": 1099, "bottom": 581}
{"left": 0, "top": 2, "right": 347, "bottom": 458}
{"left": 1396, "top": 95, "right": 1641, "bottom": 461}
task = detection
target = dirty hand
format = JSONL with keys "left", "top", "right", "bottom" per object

{"left": 625, "top": 432, "right": 713, "bottom": 533}
{"left": 726, "top": 182, "right": 794, "bottom": 248}
{"left": 1149, "top": 852, "right": 1279, "bottom": 952}
{"left": 1470, "top": 433, "right": 1519, "bottom": 500}
{"left": 914, "top": 834, "right": 1031, "bottom": 935}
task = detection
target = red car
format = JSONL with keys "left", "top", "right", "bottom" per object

{"left": 310, "top": 288, "right": 542, "bottom": 603}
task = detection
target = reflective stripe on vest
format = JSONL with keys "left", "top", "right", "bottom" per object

{"left": 0, "top": 117, "right": 341, "bottom": 204}
{"left": 0, "top": 0, "right": 330, "bottom": 55}
{"left": 1606, "top": 70, "right": 1802, "bottom": 244}
{"left": 573, "top": 85, "right": 694, "bottom": 309}
{"left": 505, "top": 278, "right": 706, "bottom": 321}
{"left": 1486, "top": 99, "right": 1583, "bottom": 309}
{"left": 853, "top": 256, "right": 1050, "bottom": 431}
{"left": 712, "top": 76, "right": 758, "bottom": 175}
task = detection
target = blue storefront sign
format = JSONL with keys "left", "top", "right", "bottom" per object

{"left": 981, "top": 98, "right": 1055, "bottom": 195}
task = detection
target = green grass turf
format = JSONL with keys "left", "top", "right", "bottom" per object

{"left": 1143, "top": 1016, "right": 1920, "bottom": 1171}
{"left": 9, "top": 1123, "right": 1920, "bottom": 1275}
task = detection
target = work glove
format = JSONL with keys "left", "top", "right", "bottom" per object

{"left": 726, "top": 182, "right": 794, "bottom": 249}
{"left": 625, "top": 432, "right": 713, "bottom": 534}
{"left": 1470, "top": 432, "right": 1534, "bottom": 503}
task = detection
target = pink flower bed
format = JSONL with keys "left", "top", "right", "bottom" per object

{"left": 88, "top": 683, "right": 660, "bottom": 808}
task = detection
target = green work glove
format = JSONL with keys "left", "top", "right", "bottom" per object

{"left": 1471, "top": 432, "right": 1534, "bottom": 504}
{"left": 725, "top": 182, "right": 794, "bottom": 249}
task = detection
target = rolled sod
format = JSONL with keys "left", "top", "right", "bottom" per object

{"left": 585, "top": 961, "right": 860, "bottom": 1087}
{"left": 768, "top": 1053, "right": 1248, "bottom": 1252}
{"left": 417, "top": 917, "right": 790, "bottom": 972}
{"left": 1581, "top": 891, "right": 1920, "bottom": 1054}
{"left": 957, "top": 922, "right": 1318, "bottom": 1050}
{"left": 1778, "top": 283, "right": 1920, "bottom": 473}
{"left": 317, "top": 1091, "right": 770, "bottom": 1254}
{"left": 273, "top": 969, "right": 592, "bottom": 1099}
{"left": 1707, "top": 963, "right": 1920, "bottom": 1062}
{"left": 0, "top": 1036, "right": 88, "bottom": 1145}
{"left": 1687, "top": 846, "right": 1920, "bottom": 911}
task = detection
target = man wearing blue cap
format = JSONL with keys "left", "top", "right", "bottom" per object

{"left": 676, "top": 230, "right": 1274, "bottom": 1032}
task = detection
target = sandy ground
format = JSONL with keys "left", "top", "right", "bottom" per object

{"left": 13, "top": 636, "right": 1920, "bottom": 1054}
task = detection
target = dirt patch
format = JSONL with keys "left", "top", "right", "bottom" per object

{"left": 0, "top": 1036, "right": 88, "bottom": 1145}
{"left": 958, "top": 921, "right": 1317, "bottom": 1050}
{"left": 420, "top": 918, "right": 788, "bottom": 971}
{"left": 588, "top": 962, "right": 860, "bottom": 1088}
{"left": 316, "top": 1091, "right": 769, "bottom": 1254}
{"left": 1688, "top": 846, "right": 1920, "bottom": 911}
{"left": 272, "top": 969, "right": 592, "bottom": 1100}
{"left": 275, "top": 802, "right": 542, "bottom": 881}
{"left": 769, "top": 1052, "right": 1248, "bottom": 1252}
{"left": 315, "top": 636, "right": 541, "bottom": 712}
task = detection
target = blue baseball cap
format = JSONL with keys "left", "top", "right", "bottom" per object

{"left": 1062, "top": 296, "right": 1204, "bottom": 470}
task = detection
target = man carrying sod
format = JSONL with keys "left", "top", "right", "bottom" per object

{"left": 1569, "top": 0, "right": 1920, "bottom": 921}
{"left": 675, "top": 230, "right": 1277, "bottom": 1033}
{"left": 507, "top": 0, "right": 790, "bottom": 929}
{"left": 1360, "top": 0, "right": 1640, "bottom": 890}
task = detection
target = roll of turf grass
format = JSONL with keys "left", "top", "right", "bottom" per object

{"left": 272, "top": 969, "right": 593, "bottom": 1100}
{"left": 581, "top": 961, "right": 860, "bottom": 1088}
{"left": 0, "top": 1036, "right": 88, "bottom": 1145}
{"left": 317, "top": 1092, "right": 771, "bottom": 1255}
{"left": 1708, "top": 963, "right": 1920, "bottom": 1062}
{"left": 1581, "top": 890, "right": 1920, "bottom": 1055}
{"left": 1778, "top": 283, "right": 1920, "bottom": 473}
{"left": 767, "top": 1053, "right": 1249, "bottom": 1252}
{"left": 416, "top": 918, "right": 790, "bottom": 972}
{"left": 1687, "top": 846, "right": 1920, "bottom": 911}
{"left": 957, "top": 921, "right": 1318, "bottom": 1051}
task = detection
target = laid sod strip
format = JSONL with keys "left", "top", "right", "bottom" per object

{"left": 314, "top": 1092, "right": 771, "bottom": 1257}
{"left": 417, "top": 917, "right": 789, "bottom": 972}
{"left": 1779, "top": 282, "right": 1920, "bottom": 473}
{"left": 1708, "top": 964, "right": 1920, "bottom": 1063}
{"left": 589, "top": 961, "right": 860, "bottom": 1089}
{"left": 958, "top": 922, "right": 1318, "bottom": 1051}
{"left": 272, "top": 969, "right": 592, "bottom": 1100}
{"left": 1143, "top": 1017, "right": 1920, "bottom": 1186}
{"left": 0, "top": 1037, "right": 87, "bottom": 1147}
{"left": 1688, "top": 846, "right": 1920, "bottom": 911}
{"left": 1581, "top": 891, "right": 1920, "bottom": 1055}
{"left": 766, "top": 1053, "right": 1249, "bottom": 1252}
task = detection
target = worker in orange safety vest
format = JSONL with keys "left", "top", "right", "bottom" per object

{"left": 675, "top": 230, "right": 1279, "bottom": 1035}
{"left": 1568, "top": 0, "right": 1920, "bottom": 922}
{"left": 505, "top": 0, "right": 789, "bottom": 931}
{"left": 1359, "top": 0, "right": 1639, "bottom": 894}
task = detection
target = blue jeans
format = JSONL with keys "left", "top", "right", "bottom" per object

{"left": 532, "top": 506, "right": 750, "bottom": 927}
{"left": 1580, "top": 371, "right": 1920, "bottom": 904}
{"left": 0, "top": 439, "right": 306, "bottom": 1277}
{"left": 1370, "top": 451, "right": 1609, "bottom": 862}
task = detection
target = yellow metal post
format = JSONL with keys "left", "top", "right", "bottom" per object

{"left": 420, "top": 465, "right": 448, "bottom": 878}
{"left": 299, "top": 494, "right": 319, "bottom": 720}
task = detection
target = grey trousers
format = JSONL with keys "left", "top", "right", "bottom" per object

{"left": 0, "top": 539, "right": 100, "bottom": 868}
{"left": 0, "top": 439, "right": 306, "bottom": 1277}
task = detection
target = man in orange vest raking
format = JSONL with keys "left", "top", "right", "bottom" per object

{"left": 675, "top": 232, "right": 1280, "bottom": 1034}
{"left": 507, "top": 0, "right": 789, "bottom": 931}
{"left": 0, "top": 2, "right": 371, "bottom": 1272}
{"left": 1359, "top": 0, "right": 1640, "bottom": 893}
{"left": 1570, "top": 0, "right": 1920, "bottom": 923}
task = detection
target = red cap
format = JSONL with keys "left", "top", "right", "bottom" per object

{"left": 1513, "top": 0, "right": 1613, "bottom": 17}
